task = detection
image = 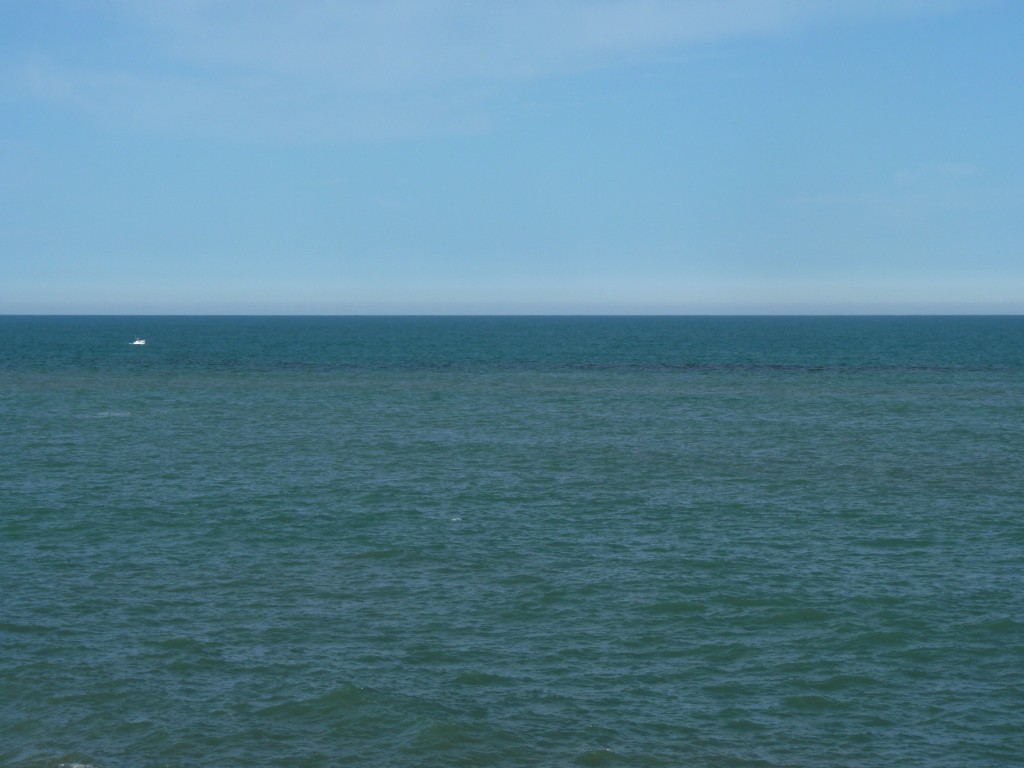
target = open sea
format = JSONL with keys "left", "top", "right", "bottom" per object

{"left": 1, "top": 316, "right": 1022, "bottom": 768}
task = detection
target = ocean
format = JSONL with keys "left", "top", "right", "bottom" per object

{"left": 1, "top": 316, "right": 1022, "bottom": 767}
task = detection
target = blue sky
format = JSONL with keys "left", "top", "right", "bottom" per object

{"left": 2, "top": 0, "right": 1022, "bottom": 314}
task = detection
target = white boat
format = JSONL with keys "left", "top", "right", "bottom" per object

{"left": 131, "top": 337, "right": 146, "bottom": 345}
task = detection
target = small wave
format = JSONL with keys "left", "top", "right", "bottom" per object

{"left": 574, "top": 747, "right": 621, "bottom": 766}
{"left": 810, "top": 673, "right": 884, "bottom": 692}
{"left": 723, "top": 717, "right": 767, "bottom": 732}
{"left": 255, "top": 683, "right": 370, "bottom": 721}
{"left": 452, "top": 671, "right": 511, "bottom": 686}
{"left": 84, "top": 410, "right": 132, "bottom": 419}
{"left": 961, "top": 616, "right": 1021, "bottom": 633}
{"left": 644, "top": 600, "right": 705, "bottom": 615}
{"left": 782, "top": 694, "right": 849, "bottom": 710}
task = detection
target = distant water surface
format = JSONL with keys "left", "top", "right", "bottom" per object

{"left": 1, "top": 316, "right": 1022, "bottom": 767}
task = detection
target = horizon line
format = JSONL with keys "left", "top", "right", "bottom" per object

{"left": 3, "top": 312, "right": 1023, "bottom": 319}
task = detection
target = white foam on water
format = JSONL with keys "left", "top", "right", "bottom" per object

{"left": 76, "top": 410, "right": 133, "bottom": 419}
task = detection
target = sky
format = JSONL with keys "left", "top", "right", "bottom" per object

{"left": 1, "top": 0, "right": 1022, "bottom": 314}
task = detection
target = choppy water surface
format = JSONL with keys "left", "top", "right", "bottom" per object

{"left": 2, "top": 317, "right": 1023, "bottom": 767}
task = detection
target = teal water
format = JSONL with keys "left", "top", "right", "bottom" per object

{"left": 1, "top": 316, "right": 1022, "bottom": 767}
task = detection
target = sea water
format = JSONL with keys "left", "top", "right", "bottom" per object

{"left": 1, "top": 316, "right": 1022, "bottom": 767}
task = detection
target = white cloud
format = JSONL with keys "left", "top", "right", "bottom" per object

{"left": 20, "top": 0, "right": 986, "bottom": 139}
{"left": 122, "top": 0, "right": 980, "bottom": 87}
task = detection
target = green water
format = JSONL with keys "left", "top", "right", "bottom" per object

{"left": 2, "top": 317, "right": 1022, "bottom": 767}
